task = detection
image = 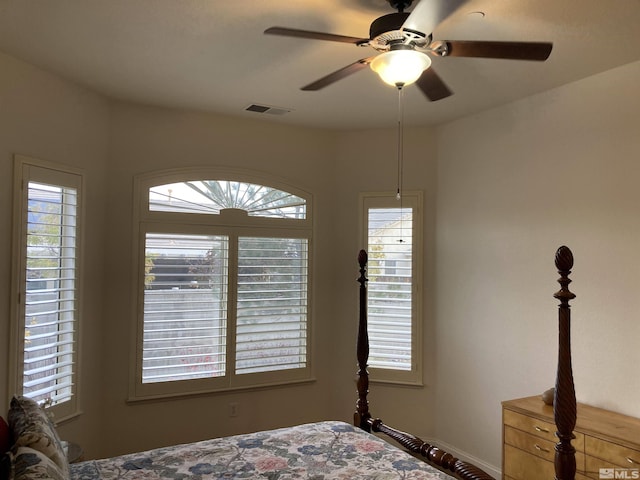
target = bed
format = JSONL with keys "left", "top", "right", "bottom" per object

{"left": 1, "top": 246, "right": 579, "bottom": 480}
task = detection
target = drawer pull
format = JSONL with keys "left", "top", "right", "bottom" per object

{"left": 535, "top": 444, "right": 551, "bottom": 453}
{"left": 534, "top": 426, "right": 550, "bottom": 433}
{"left": 627, "top": 457, "right": 638, "bottom": 465}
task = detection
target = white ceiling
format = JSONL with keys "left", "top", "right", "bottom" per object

{"left": 0, "top": 0, "right": 639, "bottom": 130}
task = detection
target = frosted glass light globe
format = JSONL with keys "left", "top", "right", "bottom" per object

{"left": 370, "top": 49, "right": 431, "bottom": 87}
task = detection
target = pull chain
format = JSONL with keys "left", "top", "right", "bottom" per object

{"left": 396, "top": 84, "right": 404, "bottom": 202}
{"left": 396, "top": 84, "right": 405, "bottom": 243}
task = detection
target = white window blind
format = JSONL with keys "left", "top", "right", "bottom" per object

{"left": 141, "top": 234, "right": 308, "bottom": 382}
{"left": 236, "top": 237, "right": 308, "bottom": 374}
{"left": 142, "top": 233, "right": 228, "bottom": 383}
{"left": 367, "top": 207, "right": 413, "bottom": 371}
{"left": 22, "top": 179, "right": 79, "bottom": 405}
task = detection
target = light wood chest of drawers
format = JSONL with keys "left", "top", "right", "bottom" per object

{"left": 503, "top": 396, "right": 640, "bottom": 480}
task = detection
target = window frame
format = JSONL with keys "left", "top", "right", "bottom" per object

{"left": 130, "top": 168, "right": 314, "bottom": 401}
{"left": 9, "top": 154, "right": 84, "bottom": 421}
{"left": 359, "top": 191, "right": 423, "bottom": 386}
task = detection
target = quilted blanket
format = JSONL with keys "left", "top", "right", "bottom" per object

{"left": 70, "top": 421, "right": 454, "bottom": 480}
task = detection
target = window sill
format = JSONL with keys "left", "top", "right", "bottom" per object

{"left": 127, "top": 377, "right": 317, "bottom": 404}
{"left": 368, "top": 378, "right": 424, "bottom": 388}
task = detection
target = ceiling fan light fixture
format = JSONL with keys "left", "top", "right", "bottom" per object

{"left": 370, "top": 48, "right": 431, "bottom": 87}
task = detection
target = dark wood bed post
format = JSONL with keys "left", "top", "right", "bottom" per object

{"left": 553, "top": 246, "right": 577, "bottom": 480}
{"left": 354, "top": 249, "right": 494, "bottom": 480}
{"left": 354, "top": 249, "right": 371, "bottom": 432}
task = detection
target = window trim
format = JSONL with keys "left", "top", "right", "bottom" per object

{"left": 129, "top": 167, "right": 314, "bottom": 401}
{"left": 9, "top": 154, "right": 85, "bottom": 421}
{"left": 359, "top": 191, "right": 423, "bottom": 386}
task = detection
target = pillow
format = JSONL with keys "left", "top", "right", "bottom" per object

{"left": 9, "top": 446, "right": 67, "bottom": 480}
{"left": 1, "top": 452, "right": 10, "bottom": 480}
{"left": 0, "top": 416, "right": 9, "bottom": 480}
{"left": 7, "top": 396, "right": 69, "bottom": 478}
{"left": 0, "top": 416, "right": 9, "bottom": 453}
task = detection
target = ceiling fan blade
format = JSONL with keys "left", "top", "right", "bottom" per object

{"left": 301, "top": 58, "right": 375, "bottom": 91}
{"left": 444, "top": 40, "right": 553, "bottom": 60}
{"left": 402, "top": 0, "right": 470, "bottom": 37}
{"left": 264, "top": 27, "right": 368, "bottom": 45}
{"left": 415, "top": 68, "right": 452, "bottom": 101}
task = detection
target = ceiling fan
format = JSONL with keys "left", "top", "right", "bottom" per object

{"left": 264, "top": 0, "right": 553, "bottom": 101}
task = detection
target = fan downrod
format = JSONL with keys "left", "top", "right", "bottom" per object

{"left": 387, "top": 0, "right": 413, "bottom": 13}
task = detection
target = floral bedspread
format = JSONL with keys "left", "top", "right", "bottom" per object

{"left": 70, "top": 421, "right": 454, "bottom": 480}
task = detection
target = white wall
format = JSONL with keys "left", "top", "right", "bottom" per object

{"left": 0, "top": 52, "right": 110, "bottom": 455}
{"left": 433, "top": 60, "right": 640, "bottom": 469}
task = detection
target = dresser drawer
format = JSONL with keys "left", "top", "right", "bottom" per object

{"left": 505, "top": 425, "right": 555, "bottom": 461}
{"left": 586, "top": 436, "right": 640, "bottom": 468}
{"left": 503, "top": 409, "right": 585, "bottom": 450}
{"left": 504, "top": 443, "right": 555, "bottom": 480}
{"left": 585, "top": 455, "right": 616, "bottom": 479}
{"left": 584, "top": 455, "right": 640, "bottom": 480}
{"left": 505, "top": 425, "right": 586, "bottom": 473}
{"left": 504, "top": 409, "right": 557, "bottom": 442}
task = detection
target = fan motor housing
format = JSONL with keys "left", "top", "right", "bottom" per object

{"left": 368, "top": 11, "right": 429, "bottom": 51}
{"left": 369, "top": 12, "right": 409, "bottom": 39}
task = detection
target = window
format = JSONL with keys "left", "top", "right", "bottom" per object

{"left": 10, "top": 155, "right": 83, "bottom": 420}
{"left": 133, "top": 171, "right": 312, "bottom": 399}
{"left": 361, "top": 192, "right": 423, "bottom": 385}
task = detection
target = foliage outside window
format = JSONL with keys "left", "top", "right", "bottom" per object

{"left": 10, "top": 155, "right": 83, "bottom": 420}
{"left": 133, "top": 171, "right": 312, "bottom": 399}
{"left": 361, "top": 191, "right": 423, "bottom": 385}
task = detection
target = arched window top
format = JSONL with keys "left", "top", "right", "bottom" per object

{"left": 149, "top": 180, "right": 306, "bottom": 219}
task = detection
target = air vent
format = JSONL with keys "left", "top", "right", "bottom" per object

{"left": 245, "top": 104, "right": 293, "bottom": 116}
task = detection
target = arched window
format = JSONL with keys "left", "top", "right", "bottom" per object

{"left": 132, "top": 170, "right": 312, "bottom": 399}
{"left": 148, "top": 180, "right": 306, "bottom": 219}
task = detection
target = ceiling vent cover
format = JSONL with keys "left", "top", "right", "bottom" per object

{"left": 245, "top": 104, "right": 292, "bottom": 115}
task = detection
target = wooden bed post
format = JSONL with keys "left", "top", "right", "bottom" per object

{"left": 354, "top": 249, "right": 372, "bottom": 432}
{"left": 353, "top": 247, "right": 577, "bottom": 480}
{"left": 353, "top": 249, "right": 494, "bottom": 480}
{"left": 553, "top": 246, "right": 577, "bottom": 480}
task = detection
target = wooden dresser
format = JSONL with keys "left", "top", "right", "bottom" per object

{"left": 502, "top": 396, "right": 640, "bottom": 480}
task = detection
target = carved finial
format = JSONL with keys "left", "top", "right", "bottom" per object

{"left": 358, "top": 249, "right": 368, "bottom": 268}
{"left": 555, "top": 246, "right": 574, "bottom": 273}
{"left": 554, "top": 246, "right": 576, "bottom": 304}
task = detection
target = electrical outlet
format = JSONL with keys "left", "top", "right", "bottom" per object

{"left": 229, "top": 402, "right": 239, "bottom": 417}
